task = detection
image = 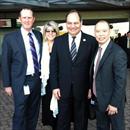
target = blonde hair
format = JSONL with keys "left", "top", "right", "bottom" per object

{"left": 43, "top": 21, "right": 59, "bottom": 41}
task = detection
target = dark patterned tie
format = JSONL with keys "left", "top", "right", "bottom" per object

{"left": 70, "top": 37, "right": 77, "bottom": 61}
{"left": 28, "top": 32, "right": 39, "bottom": 74}
{"left": 93, "top": 47, "right": 102, "bottom": 96}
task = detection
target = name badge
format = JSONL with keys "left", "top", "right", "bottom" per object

{"left": 90, "top": 99, "right": 95, "bottom": 105}
{"left": 23, "top": 85, "right": 30, "bottom": 95}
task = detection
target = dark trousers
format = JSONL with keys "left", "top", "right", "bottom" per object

{"left": 12, "top": 75, "right": 41, "bottom": 130}
{"left": 57, "top": 97, "right": 88, "bottom": 130}
{"left": 96, "top": 102, "right": 125, "bottom": 130}
{"left": 42, "top": 81, "right": 57, "bottom": 128}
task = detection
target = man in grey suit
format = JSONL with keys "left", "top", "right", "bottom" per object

{"left": 90, "top": 20, "right": 127, "bottom": 130}
{"left": 50, "top": 10, "right": 97, "bottom": 130}
{"left": 2, "top": 8, "right": 42, "bottom": 130}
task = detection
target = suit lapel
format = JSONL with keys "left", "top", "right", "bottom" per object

{"left": 16, "top": 29, "right": 42, "bottom": 64}
{"left": 97, "top": 42, "right": 112, "bottom": 73}
{"left": 63, "top": 34, "right": 73, "bottom": 62}
{"left": 33, "top": 30, "right": 42, "bottom": 56}
{"left": 16, "top": 30, "right": 27, "bottom": 59}
{"left": 65, "top": 32, "right": 90, "bottom": 63}
{"left": 90, "top": 47, "right": 98, "bottom": 75}
{"left": 73, "top": 32, "right": 88, "bottom": 63}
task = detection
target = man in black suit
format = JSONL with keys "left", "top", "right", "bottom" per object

{"left": 2, "top": 8, "right": 42, "bottom": 130}
{"left": 50, "top": 10, "right": 97, "bottom": 130}
{"left": 114, "top": 31, "right": 130, "bottom": 68}
{"left": 90, "top": 20, "right": 127, "bottom": 130}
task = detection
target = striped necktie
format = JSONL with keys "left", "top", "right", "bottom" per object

{"left": 70, "top": 37, "right": 77, "bottom": 61}
{"left": 28, "top": 32, "right": 39, "bottom": 74}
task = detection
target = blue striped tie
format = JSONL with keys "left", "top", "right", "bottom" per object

{"left": 28, "top": 32, "right": 39, "bottom": 74}
{"left": 71, "top": 37, "right": 77, "bottom": 61}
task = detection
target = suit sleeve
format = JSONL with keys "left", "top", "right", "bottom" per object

{"left": 110, "top": 49, "right": 127, "bottom": 107}
{"left": 2, "top": 35, "right": 12, "bottom": 87}
{"left": 50, "top": 39, "right": 59, "bottom": 90}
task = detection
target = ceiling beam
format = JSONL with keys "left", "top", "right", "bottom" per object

{"left": 0, "top": 0, "right": 49, "bottom": 7}
{"left": 95, "top": 0, "right": 129, "bottom": 6}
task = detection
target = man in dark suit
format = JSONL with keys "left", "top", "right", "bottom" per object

{"left": 2, "top": 8, "right": 42, "bottom": 130}
{"left": 115, "top": 31, "right": 130, "bottom": 68}
{"left": 50, "top": 10, "right": 97, "bottom": 130}
{"left": 90, "top": 20, "right": 127, "bottom": 130}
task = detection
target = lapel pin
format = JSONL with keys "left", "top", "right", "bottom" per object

{"left": 83, "top": 39, "right": 86, "bottom": 42}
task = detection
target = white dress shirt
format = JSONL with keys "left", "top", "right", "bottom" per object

{"left": 21, "top": 27, "right": 40, "bottom": 75}
{"left": 94, "top": 38, "right": 110, "bottom": 73}
{"left": 68, "top": 31, "right": 81, "bottom": 51}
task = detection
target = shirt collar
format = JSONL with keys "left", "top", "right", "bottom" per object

{"left": 99, "top": 38, "right": 111, "bottom": 49}
{"left": 68, "top": 31, "right": 81, "bottom": 40}
{"left": 21, "top": 27, "right": 33, "bottom": 36}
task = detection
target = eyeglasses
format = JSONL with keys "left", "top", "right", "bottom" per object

{"left": 46, "top": 29, "right": 56, "bottom": 33}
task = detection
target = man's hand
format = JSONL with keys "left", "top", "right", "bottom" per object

{"left": 88, "top": 89, "right": 92, "bottom": 99}
{"left": 53, "top": 88, "right": 61, "bottom": 100}
{"left": 106, "top": 104, "right": 118, "bottom": 115}
{"left": 5, "top": 87, "right": 13, "bottom": 96}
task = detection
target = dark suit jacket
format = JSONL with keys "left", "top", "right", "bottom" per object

{"left": 50, "top": 32, "right": 97, "bottom": 100}
{"left": 116, "top": 35, "right": 127, "bottom": 52}
{"left": 2, "top": 29, "right": 42, "bottom": 95}
{"left": 90, "top": 40, "right": 127, "bottom": 112}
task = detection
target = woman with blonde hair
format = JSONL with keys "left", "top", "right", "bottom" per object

{"left": 40, "top": 21, "right": 59, "bottom": 130}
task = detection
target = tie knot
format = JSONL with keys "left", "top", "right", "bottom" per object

{"left": 72, "top": 36, "right": 76, "bottom": 40}
{"left": 98, "top": 47, "right": 102, "bottom": 51}
{"left": 28, "top": 32, "right": 32, "bottom": 37}
{"left": 72, "top": 37, "right": 76, "bottom": 43}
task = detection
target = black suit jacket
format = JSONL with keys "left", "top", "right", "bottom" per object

{"left": 90, "top": 40, "right": 127, "bottom": 112}
{"left": 50, "top": 32, "right": 97, "bottom": 100}
{"left": 2, "top": 29, "right": 42, "bottom": 95}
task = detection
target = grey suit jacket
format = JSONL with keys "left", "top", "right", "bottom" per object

{"left": 91, "top": 40, "right": 127, "bottom": 112}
